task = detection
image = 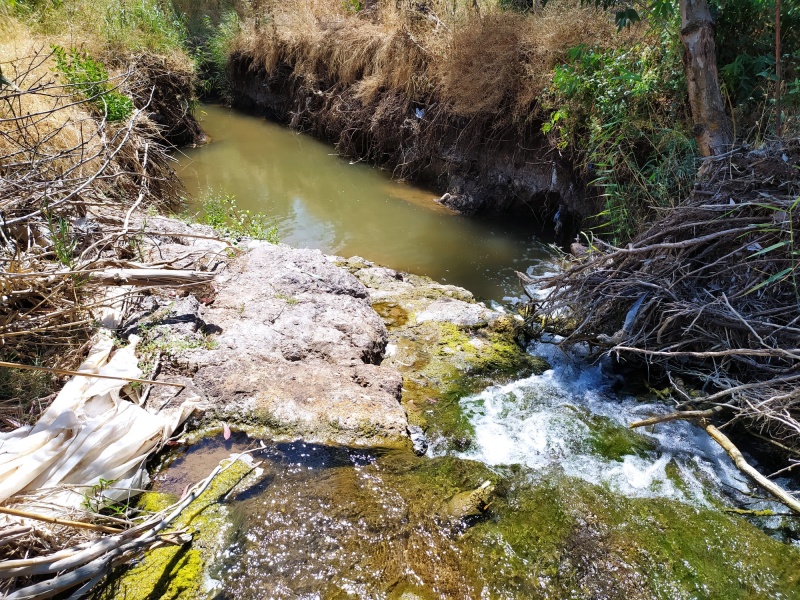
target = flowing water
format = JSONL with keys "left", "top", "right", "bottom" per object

{"left": 158, "top": 107, "right": 800, "bottom": 599}
{"left": 176, "top": 105, "right": 553, "bottom": 303}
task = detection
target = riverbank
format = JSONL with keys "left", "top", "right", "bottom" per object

{"left": 212, "top": 0, "right": 647, "bottom": 242}
{"left": 2, "top": 3, "right": 800, "bottom": 597}
{"left": 0, "top": 9, "right": 203, "bottom": 417}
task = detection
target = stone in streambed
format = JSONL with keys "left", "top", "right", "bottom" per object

{"left": 176, "top": 244, "right": 409, "bottom": 448}
{"left": 437, "top": 479, "right": 496, "bottom": 521}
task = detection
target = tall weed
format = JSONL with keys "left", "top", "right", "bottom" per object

{"left": 544, "top": 32, "right": 697, "bottom": 244}
{"left": 11, "top": 0, "right": 188, "bottom": 55}
{"left": 194, "top": 10, "right": 241, "bottom": 97}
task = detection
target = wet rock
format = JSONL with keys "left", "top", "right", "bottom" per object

{"left": 415, "top": 297, "right": 495, "bottom": 327}
{"left": 438, "top": 480, "right": 495, "bottom": 521}
{"left": 337, "top": 256, "right": 549, "bottom": 450}
{"left": 97, "top": 456, "right": 261, "bottom": 600}
{"left": 408, "top": 424, "right": 428, "bottom": 456}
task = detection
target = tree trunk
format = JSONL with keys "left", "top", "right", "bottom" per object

{"left": 680, "top": 0, "right": 733, "bottom": 157}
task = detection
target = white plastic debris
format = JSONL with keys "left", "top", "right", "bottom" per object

{"left": 0, "top": 331, "right": 195, "bottom": 511}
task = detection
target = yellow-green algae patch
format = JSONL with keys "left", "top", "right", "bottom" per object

{"left": 390, "top": 317, "right": 548, "bottom": 448}
{"left": 340, "top": 255, "right": 551, "bottom": 448}
{"left": 99, "top": 457, "right": 259, "bottom": 600}
{"left": 405, "top": 459, "right": 800, "bottom": 598}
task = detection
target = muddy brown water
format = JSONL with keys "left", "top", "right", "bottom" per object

{"left": 177, "top": 104, "right": 554, "bottom": 303}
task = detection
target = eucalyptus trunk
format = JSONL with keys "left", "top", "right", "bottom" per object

{"left": 680, "top": 0, "right": 733, "bottom": 157}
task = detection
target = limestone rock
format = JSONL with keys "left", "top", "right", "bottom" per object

{"left": 145, "top": 243, "right": 409, "bottom": 449}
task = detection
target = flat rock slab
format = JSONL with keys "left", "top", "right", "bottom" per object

{"left": 162, "top": 243, "right": 408, "bottom": 448}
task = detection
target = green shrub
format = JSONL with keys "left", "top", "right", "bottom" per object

{"left": 197, "top": 192, "right": 279, "bottom": 243}
{"left": 52, "top": 46, "right": 134, "bottom": 122}
{"left": 342, "top": 0, "right": 362, "bottom": 12}
{"left": 713, "top": 0, "right": 800, "bottom": 136}
{"left": 543, "top": 33, "right": 698, "bottom": 245}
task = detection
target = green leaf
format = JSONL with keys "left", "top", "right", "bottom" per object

{"left": 748, "top": 240, "right": 789, "bottom": 258}
{"left": 746, "top": 267, "right": 794, "bottom": 294}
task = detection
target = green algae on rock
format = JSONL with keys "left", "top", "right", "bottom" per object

{"left": 338, "top": 257, "right": 548, "bottom": 449}
{"left": 98, "top": 456, "right": 261, "bottom": 600}
{"left": 171, "top": 441, "right": 800, "bottom": 600}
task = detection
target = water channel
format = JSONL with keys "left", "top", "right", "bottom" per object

{"left": 176, "top": 104, "right": 554, "bottom": 304}
{"left": 158, "top": 107, "right": 800, "bottom": 599}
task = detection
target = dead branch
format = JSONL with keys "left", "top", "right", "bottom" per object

{"left": 86, "top": 268, "right": 214, "bottom": 287}
{"left": 706, "top": 424, "right": 800, "bottom": 514}
{"left": 0, "top": 507, "right": 122, "bottom": 535}
{"left": 0, "top": 360, "right": 185, "bottom": 388}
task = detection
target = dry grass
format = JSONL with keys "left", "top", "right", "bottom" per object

{"left": 0, "top": 25, "right": 104, "bottom": 183}
{"left": 232, "top": 0, "right": 639, "bottom": 121}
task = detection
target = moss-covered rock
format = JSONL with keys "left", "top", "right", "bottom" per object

{"left": 99, "top": 457, "right": 260, "bottom": 600}
{"left": 338, "top": 257, "right": 549, "bottom": 450}
{"left": 189, "top": 444, "right": 800, "bottom": 599}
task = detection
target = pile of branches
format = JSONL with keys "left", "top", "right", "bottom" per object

{"left": 0, "top": 48, "right": 189, "bottom": 420}
{"left": 537, "top": 141, "right": 800, "bottom": 457}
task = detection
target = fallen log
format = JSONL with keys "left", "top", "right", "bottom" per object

{"left": 705, "top": 424, "right": 800, "bottom": 514}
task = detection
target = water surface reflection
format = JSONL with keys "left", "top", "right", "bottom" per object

{"left": 177, "top": 105, "right": 554, "bottom": 302}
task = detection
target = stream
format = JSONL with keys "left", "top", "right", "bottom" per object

{"left": 176, "top": 105, "right": 554, "bottom": 303}
{"left": 158, "top": 107, "right": 800, "bottom": 599}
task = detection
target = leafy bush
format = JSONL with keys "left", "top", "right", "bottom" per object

{"left": 714, "top": 0, "right": 800, "bottom": 135}
{"left": 544, "top": 34, "right": 698, "bottom": 244}
{"left": 52, "top": 46, "right": 134, "bottom": 122}
{"left": 198, "top": 192, "right": 279, "bottom": 243}
{"left": 342, "top": 0, "right": 363, "bottom": 13}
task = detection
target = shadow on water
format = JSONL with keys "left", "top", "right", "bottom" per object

{"left": 176, "top": 105, "right": 556, "bottom": 304}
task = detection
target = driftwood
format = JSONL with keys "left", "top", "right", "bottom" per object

{"left": 0, "top": 47, "right": 182, "bottom": 370}
{"left": 87, "top": 268, "right": 214, "bottom": 287}
{"left": 536, "top": 141, "right": 800, "bottom": 481}
{"left": 0, "top": 507, "right": 122, "bottom": 535}
{"left": 630, "top": 412, "right": 800, "bottom": 514}
{"left": 705, "top": 424, "right": 800, "bottom": 514}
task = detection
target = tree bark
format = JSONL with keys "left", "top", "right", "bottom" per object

{"left": 680, "top": 0, "right": 734, "bottom": 156}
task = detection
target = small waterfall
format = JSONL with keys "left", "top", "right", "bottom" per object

{"left": 448, "top": 340, "right": 755, "bottom": 506}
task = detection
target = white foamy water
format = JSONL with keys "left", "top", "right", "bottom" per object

{"left": 448, "top": 340, "right": 755, "bottom": 506}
